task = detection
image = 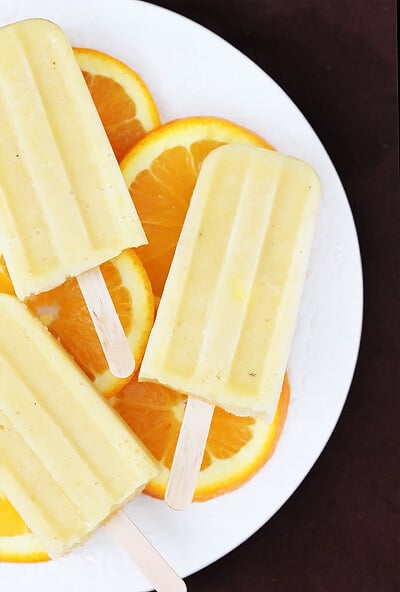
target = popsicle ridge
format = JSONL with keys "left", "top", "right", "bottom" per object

{"left": 0, "top": 54, "right": 62, "bottom": 279}
{"left": 161, "top": 151, "right": 235, "bottom": 378}
{"left": 0, "top": 423, "right": 92, "bottom": 551}
{"left": 17, "top": 24, "right": 132, "bottom": 243}
{"left": 227, "top": 155, "right": 320, "bottom": 415}
{"left": 192, "top": 148, "right": 283, "bottom": 393}
{"left": 0, "top": 25, "right": 95, "bottom": 262}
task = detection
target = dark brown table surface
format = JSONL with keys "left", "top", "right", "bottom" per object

{"left": 147, "top": 1, "right": 399, "bottom": 591}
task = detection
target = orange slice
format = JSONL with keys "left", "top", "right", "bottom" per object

{"left": 115, "top": 374, "right": 290, "bottom": 500}
{"left": 120, "top": 116, "right": 273, "bottom": 297}
{"left": 74, "top": 47, "right": 161, "bottom": 162}
{"left": 0, "top": 495, "right": 49, "bottom": 563}
{"left": 0, "top": 256, "right": 13, "bottom": 295}
{"left": 0, "top": 250, "right": 154, "bottom": 398}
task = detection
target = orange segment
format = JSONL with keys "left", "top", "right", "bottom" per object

{"left": 0, "top": 256, "right": 14, "bottom": 295}
{"left": 121, "top": 116, "right": 273, "bottom": 296}
{"left": 0, "top": 497, "right": 29, "bottom": 537}
{"left": 74, "top": 47, "right": 160, "bottom": 161}
{"left": 0, "top": 495, "right": 49, "bottom": 563}
{"left": 0, "top": 250, "right": 154, "bottom": 398}
{"left": 114, "top": 374, "right": 290, "bottom": 500}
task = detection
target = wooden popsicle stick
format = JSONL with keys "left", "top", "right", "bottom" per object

{"left": 165, "top": 397, "right": 215, "bottom": 510}
{"left": 106, "top": 509, "right": 186, "bottom": 592}
{"left": 77, "top": 267, "right": 134, "bottom": 378}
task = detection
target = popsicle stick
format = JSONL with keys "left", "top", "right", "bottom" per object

{"left": 165, "top": 397, "right": 215, "bottom": 510}
{"left": 77, "top": 267, "right": 134, "bottom": 378}
{"left": 106, "top": 510, "right": 186, "bottom": 592}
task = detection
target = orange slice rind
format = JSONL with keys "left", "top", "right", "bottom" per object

{"left": 74, "top": 47, "right": 160, "bottom": 162}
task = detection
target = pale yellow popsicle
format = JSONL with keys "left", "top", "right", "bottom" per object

{"left": 140, "top": 145, "right": 321, "bottom": 419}
{"left": 0, "top": 294, "right": 159, "bottom": 557}
{"left": 0, "top": 19, "right": 146, "bottom": 300}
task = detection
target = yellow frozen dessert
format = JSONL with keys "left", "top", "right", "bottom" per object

{"left": 0, "top": 19, "right": 146, "bottom": 300}
{"left": 140, "top": 144, "right": 321, "bottom": 420}
{"left": 0, "top": 294, "right": 159, "bottom": 557}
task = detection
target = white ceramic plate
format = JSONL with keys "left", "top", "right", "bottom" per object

{"left": 0, "top": 1, "right": 363, "bottom": 590}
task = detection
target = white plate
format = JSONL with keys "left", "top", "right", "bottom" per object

{"left": 0, "top": 1, "right": 363, "bottom": 590}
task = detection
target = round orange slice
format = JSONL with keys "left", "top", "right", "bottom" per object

{"left": 120, "top": 116, "right": 273, "bottom": 297}
{"left": 115, "top": 373, "right": 290, "bottom": 500}
{"left": 74, "top": 47, "right": 161, "bottom": 162}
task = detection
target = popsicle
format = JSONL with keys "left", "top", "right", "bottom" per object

{"left": 0, "top": 294, "right": 186, "bottom": 592}
{"left": 139, "top": 144, "right": 321, "bottom": 508}
{"left": 0, "top": 19, "right": 147, "bottom": 377}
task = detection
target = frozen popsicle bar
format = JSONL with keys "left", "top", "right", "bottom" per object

{"left": 140, "top": 144, "right": 321, "bottom": 419}
{"left": 0, "top": 19, "right": 146, "bottom": 300}
{"left": 0, "top": 294, "right": 159, "bottom": 557}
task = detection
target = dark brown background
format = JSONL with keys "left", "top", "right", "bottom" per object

{"left": 145, "top": 1, "right": 399, "bottom": 591}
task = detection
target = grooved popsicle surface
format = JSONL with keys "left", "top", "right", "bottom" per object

{"left": 0, "top": 294, "right": 158, "bottom": 557}
{"left": 0, "top": 19, "right": 146, "bottom": 300}
{"left": 140, "top": 145, "right": 321, "bottom": 418}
